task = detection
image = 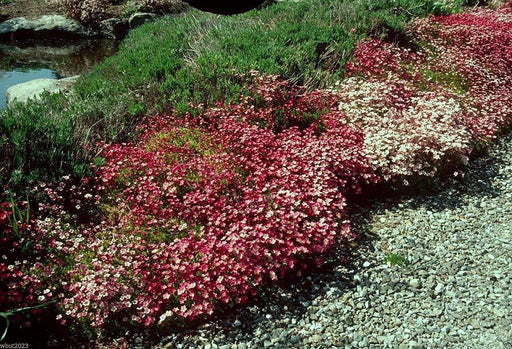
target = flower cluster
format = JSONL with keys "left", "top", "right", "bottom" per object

{"left": 0, "top": 176, "right": 102, "bottom": 334}
{"left": 407, "top": 2, "right": 512, "bottom": 140}
{"left": 336, "top": 75, "right": 471, "bottom": 179}
{"left": 57, "top": 74, "right": 378, "bottom": 332}
{"left": 0, "top": 201, "right": 28, "bottom": 311}
{"left": 0, "top": 199, "right": 60, "bottom": 329}
{"left": 48, "top": 0, "right": 110, "bottom": 25}
{"left": 336, "top": 1, "right": 512, "bottom": 180}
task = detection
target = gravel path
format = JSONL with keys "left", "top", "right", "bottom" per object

{"left": 157, "top": 133, "right": 512, "bottom": 349}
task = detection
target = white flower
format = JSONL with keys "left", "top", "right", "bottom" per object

{"left": 159, "top": 310, "right": 174, "bottom": 323}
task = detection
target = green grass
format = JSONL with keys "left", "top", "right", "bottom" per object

{"left": 383, "top": 253, "right": 407, "bottom": 266}
{"left": 0, "top": 0, "right": 475, "bottom": 193}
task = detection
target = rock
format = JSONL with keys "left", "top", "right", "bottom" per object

{"left": 0, "top": 15, "right": 97, "bottom": 39}
{"left": 128, "top": 12, "right": 161, "bottom": 29}
{"left": 6, "top": 76, "right": 79, "bottom": 106}
{"left": 434, "top": 283, "right": 445, "bottom": 295}
{"left": 310, "top": 334, "right": 322, "bottom": 343}
{"left": 99, "top": 18, "right": 129, "bottom": 40}
{"left": 409, "top": 278, "right": 421, "bottom": 289}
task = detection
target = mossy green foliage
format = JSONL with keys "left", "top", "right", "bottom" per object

{"left": 422, "top": 68, "right": 469, "bottom": 94}
{"left": 0, "top": 0, "right": 474, "bottom": 192}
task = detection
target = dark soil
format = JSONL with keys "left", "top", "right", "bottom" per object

{"left": 1, "top": 0, "right": 57, "bottom": 21}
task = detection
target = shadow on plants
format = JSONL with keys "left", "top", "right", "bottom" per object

{"left": 183, "top": 0, "right": 268, "bottom": 14}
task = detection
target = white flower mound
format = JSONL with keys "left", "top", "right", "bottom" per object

{"left": 338, "top": 78, "right": 471, "bottom": 180}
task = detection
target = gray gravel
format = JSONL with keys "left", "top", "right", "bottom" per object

{"left": 156, "top": 133, "right": 512, "bottom": 349}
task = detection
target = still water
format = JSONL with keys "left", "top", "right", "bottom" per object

{"left": 0, "top": 39, "right": 118, "bottom": 108}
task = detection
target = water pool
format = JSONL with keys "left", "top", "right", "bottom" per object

{"left": 0, "top": 39, "right": 118, "bottom": 108}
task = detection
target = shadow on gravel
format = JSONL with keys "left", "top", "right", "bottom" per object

{"left": 408, "top": 148, "right": 504, "bottom": 212}
{"left": 355, "top": 132, "right": 511, "bottom": 216}
{"left": 158, "top": 211, "right": 376, "bottom": 347}
{"left": 159, "top": 254, "right": 360, "bottom": 347}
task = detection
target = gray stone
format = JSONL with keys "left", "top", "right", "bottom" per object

{"left": 0, "top": 15, "right": 97, "bottom": 38}
{"left": 99, "top": 17, "right": 129, "bottom": 39}
{"left": 310, "top": 334, "right": 322, "bottom": 343}
{"left": 6, "top": 76, "right": 79, "bottom": 106}
{"left": 128, "top": 12, "right": 161, "bottom": 29}
{"left": 289, "top": 335, "right": 300, "bottom": 344}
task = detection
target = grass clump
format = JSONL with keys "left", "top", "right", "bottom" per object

{"left": 383, "top": 253, "right": 407, "bottom": 266}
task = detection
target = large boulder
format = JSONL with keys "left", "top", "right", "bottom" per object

{"left": 6, "top": 75, "right": 79, "bottom": 106}
{"left": 0, "top": 15, "right": 97, "bottom": 39}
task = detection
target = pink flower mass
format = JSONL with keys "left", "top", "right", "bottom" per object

{"left": 1, "top": 1, "right": 512, "bottom": 338}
